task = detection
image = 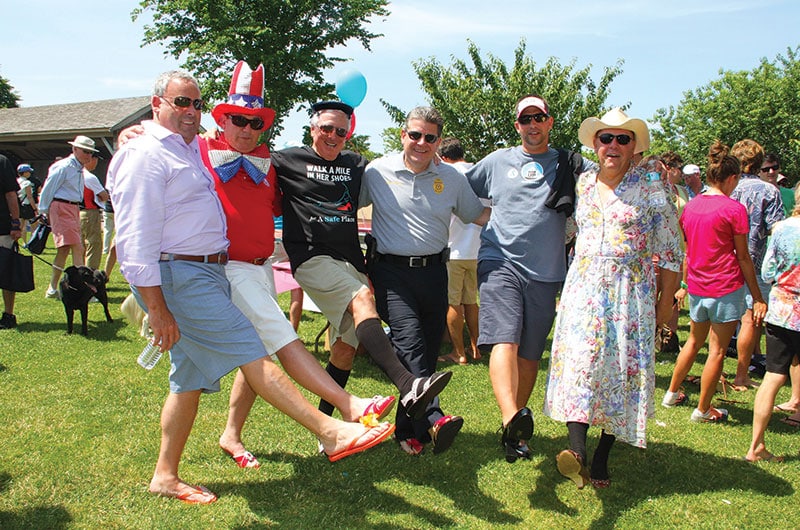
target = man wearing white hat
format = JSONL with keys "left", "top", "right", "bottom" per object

{"left": 466, "top": 94, "right": 593, "bottom": 462}
{"left": 39, "top": 135, "right": 97, "bottom": 297}
{"left": 682, "top": 163, "right": 705, "bottom": 198}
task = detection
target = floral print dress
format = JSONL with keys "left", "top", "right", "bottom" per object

{"left": 543, "top": 167, "right": 683, "bottom": 448}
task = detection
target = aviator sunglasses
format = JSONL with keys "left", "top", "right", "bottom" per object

{"left": 160, "top": 95, "right": 203, "bottom": 110}
{"left": 317, "top": 124, "right": 348, "bottom": 138}
{"left": 517, "top": 113, "right": 549, "bottom": 125}
{"left": 229, "top": 115, "right": 265, "bottom": 130}
{"left": 406, "top": 130, "right": 439, "bottom": 143}
{"left": 760, "top": 164, "right": 780, "bottom": 172}
{"left": 597, "top": 133, "right": 633, "bottom": 146}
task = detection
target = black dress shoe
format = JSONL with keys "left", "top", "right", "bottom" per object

{"left": 500, "top": 407, "right": 534, "bottom": 463}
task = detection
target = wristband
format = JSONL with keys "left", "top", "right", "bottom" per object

{"left": 680, "top": 281, "right": 687, "bottom": 290}
{"left": 10, "top": 218, "right": 20, "bottom": 228}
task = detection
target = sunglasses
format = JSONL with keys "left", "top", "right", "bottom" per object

{"left": 160, "top": 95, "right": 203, "bottom": 110}
{"left": 517, "top": 113, "right": 549, "bottom": 125}
{"left": 597, "top": 133, "right": 633, "bottom": 146}
{"left": 406, "top": 130, "right": 439, "bottom": 143}
{"left": 760, "top": 164, "right": 780, "bottom": 172}
{"left": 228, "top": 115, "right": 265, "bottom": 130}
{"left": 317, "top": 124, "right": 348, "bottom": 138}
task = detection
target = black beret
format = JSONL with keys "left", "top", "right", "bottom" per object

{"left": 311, "top": 101, "right": 354, "bottom": 118}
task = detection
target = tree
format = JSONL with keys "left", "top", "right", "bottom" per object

{"left": 381, "top": 39, "right": 624, "bottom": 161}
{"left": 133, "top": 0, "right": 389, "bottom": 141}
{"left": 651, "top": 46, "right": 800, "bottom": 180}
{"left": 0, "top": 70, "right": 20, "bottom": 108}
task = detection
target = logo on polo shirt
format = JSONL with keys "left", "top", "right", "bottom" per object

{"left": 433, "top": 178, "right": 444, "bottom": 194}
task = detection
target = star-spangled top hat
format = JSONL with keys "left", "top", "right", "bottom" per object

{"left": 211, "top": 61, "right": 276, "bottom": 129}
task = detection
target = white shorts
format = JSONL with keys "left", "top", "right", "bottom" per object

{"left": 225, "top": 260, "right": 298, "bottom": 359}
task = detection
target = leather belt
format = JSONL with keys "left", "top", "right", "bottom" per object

{"left": 53, "top": 197, "right": 82, "bottom": 206}
{"left": 159, "top": 252, "right": 229, "bottom": 265}
{"left": 376, "top": 249, "right": 449, "bottom": 268}
{"left": 233, "top": 257, "right": 270, "bottom": 265}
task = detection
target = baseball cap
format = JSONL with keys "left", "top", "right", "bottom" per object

{"left": 682, "top": 164, "right": 700, "bottom": 175}
{"left": 516, "top": 96, "right": 549, "bottom": 119}
{"left": 17, "top": 163, "right": 34, "bottom": 173}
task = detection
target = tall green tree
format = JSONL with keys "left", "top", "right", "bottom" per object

{"left": 382, "top": 39, "right": 624, "bottom": 161}
{"left": 0, "top": 70, "right": 20, "bottom": 108}
{"left": 651, "top": 46, "right": 800, "bottom": 179}
{"left": 133, "top": 0, "right": 389, "bottom": 140}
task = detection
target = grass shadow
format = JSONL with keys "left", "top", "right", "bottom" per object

{"left": 0, "top": 471, "right": 72, "bottom": 529}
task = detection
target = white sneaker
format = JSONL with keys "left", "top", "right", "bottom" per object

{"left": 690, "top": 407, "right": 728, "bottom": 423}
{"left": 45, "top": 288, "right": 60, "bottom": 300}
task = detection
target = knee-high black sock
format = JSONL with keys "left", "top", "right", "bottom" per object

{"left": 355, "top": 318, "right": 415, "bottom": 394}
{"left": 318, "top": 362, "right": 351, "bottom": 416}
{"left": 567, "top": 421, "right": 589, "bottom": 464}
{"left": 590, "top": 430, "right": 616, "bottom": 480}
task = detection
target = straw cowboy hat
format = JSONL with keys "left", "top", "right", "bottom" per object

{"left": 211, "top": 61, "right": 276, "bottom": 129}
{"left": 67, "top": 135, "right": 99, "bottom": 153}
{"left": 578, "top": 108, "right": 650, "bottom": 154}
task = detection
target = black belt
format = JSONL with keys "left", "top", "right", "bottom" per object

{"left": 53, "top": 197, "right": 82, "bottom": 206}
{"left": 233, "top": 257, "right": 270, "bottom": 265}
{"left": 159, "top": 252, "right": 229, "bottom": 265}
{"left": 376, "top": 249, "right": 449, "bottom": 268}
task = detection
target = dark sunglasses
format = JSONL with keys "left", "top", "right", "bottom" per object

{"left": 406, "top": 130, "right": 439, "bottom": 143}
{"left": 517, "top": 113, "right": 549, "bottom": 125}
{"left": 317, "top": 124, "right": 348, "bottom": 138}
{"left": 760, "top": 164, "right": 780, "bottom": 172}
{"left": 228, "top": 114, "right": 265, "bottom": 130}
{"left": 161, "top": 95, "right": 203, "bottom": 110}
{"left": 597, "top": 133, "right": 633, "bottom": 146}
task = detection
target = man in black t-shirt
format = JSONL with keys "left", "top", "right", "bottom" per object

{"left": 0, "top": 153, "right": 22, "bottom": 329}
{"left": 271, "top": 101, "right": 452, "bottom": 426}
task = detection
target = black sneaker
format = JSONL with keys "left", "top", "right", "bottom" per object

{"left": 0, "top": 312, "right": 17, "bottom": 329}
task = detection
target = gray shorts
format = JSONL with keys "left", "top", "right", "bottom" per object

{"left": 294, "top": 255, "right": 370, "bottom": 348}
{"left": 133, "top": 260, "right": 267, "bottom": 394}
{"left": 688, "top": 286, "right": 746, "bottom": 323}
{"left": 477, "top": 260, "right": 561, "bottom": 361}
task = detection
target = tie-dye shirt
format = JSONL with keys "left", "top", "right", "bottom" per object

{"left": 762, "top": 216, "right": 800, "bottom": 332}
{"left": 730, "top": 173, "right": 785, "bottom": 272}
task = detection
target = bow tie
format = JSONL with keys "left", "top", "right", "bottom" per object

{"left": 208, "top": 149, "right": 272, "bottom": 185}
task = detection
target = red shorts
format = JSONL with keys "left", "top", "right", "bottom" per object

{"left": 49, "top": 201, "right": 82, "bottom": 248}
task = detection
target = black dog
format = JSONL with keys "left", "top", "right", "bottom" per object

{"left": 59, "top": 266, "right": 113, "bottom": 335}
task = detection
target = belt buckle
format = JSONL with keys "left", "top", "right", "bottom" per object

{"left": 217, "top": 252, "right": 229, "bottom": 265}
{"left": 409, "top": 256, "right": 425, "bottom": 268}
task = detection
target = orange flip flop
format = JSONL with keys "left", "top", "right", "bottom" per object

{"left": 327, "top": 422, "right": 396, "bottom": 462}
{"left": 173, "top": 485, "right": 217, "bottom": 505}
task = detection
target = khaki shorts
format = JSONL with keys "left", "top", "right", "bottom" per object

{"left": 294, "top": 255, "right": 370, "bottom": 348}
{"left": 447, "top": 259, "right": 478, "bottom": 306}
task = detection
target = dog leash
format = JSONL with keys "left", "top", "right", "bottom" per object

{"left": 27, "top": 251, "right": 65, "bottom": 272}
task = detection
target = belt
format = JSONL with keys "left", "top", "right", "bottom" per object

{"left": 53, "top": 197, "right": 82, "bottom": 206}
{"left": 233, "top": 257, "right": 270, "bottom": 265}
{"left": 376, "top": 249, "right": 449, "bottom": 268}
{"left": 159, "top": 252, "right": 229, "bottom": 265}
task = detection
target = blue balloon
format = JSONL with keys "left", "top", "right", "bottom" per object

{"left": 336, "top": 69, "right": 367, "bottom": 108}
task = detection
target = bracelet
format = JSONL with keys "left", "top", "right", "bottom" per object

{"left": 10, "top": 218, "right": 20, "bottom": 228}
{"left": 680, "top": 281, "right": 687, "bottom": 290}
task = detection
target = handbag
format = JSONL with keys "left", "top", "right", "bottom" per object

{"left": 0, "top": 242, "right": 35, "bottom": 292}
{"left": 25, "top": 217, "right": 50, "bottom": 255}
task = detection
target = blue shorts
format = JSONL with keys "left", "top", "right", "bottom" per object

{"left": 133, "top": 260, "right": 267, "bottom": 394}
{"left": 688, "top": 286, "right": 746, "bottom": 324}
{"left": 477, "top": 260, "right": 561, "bottom": 361}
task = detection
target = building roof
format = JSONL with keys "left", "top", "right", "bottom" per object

{"left": 0, "top": 96, "right": 153, "bottom": 174}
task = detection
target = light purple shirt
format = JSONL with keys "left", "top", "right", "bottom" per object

{"left": 107, "top": 120, "right": 228, "bottom": 287}
{"left": 38, "top": 154, "right": 84, "bottom": 214}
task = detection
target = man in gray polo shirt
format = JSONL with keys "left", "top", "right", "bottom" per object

{"left": 466, "top": 94, "right": 591, "bottom": 462}
{"left": 362, "top": 106, "right": 490, "bottom": 455}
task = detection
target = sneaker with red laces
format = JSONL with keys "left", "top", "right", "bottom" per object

{"left": 662, "top": 390, "right": 687, "bottom": 408}
{"left": 691, "top": 407, "right": 729, "bottom": 423}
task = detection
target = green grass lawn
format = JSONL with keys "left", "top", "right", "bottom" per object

{"left": 1, "top": 252, "right": 798, "bottom": 529}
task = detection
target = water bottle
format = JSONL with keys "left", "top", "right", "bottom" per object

{"left": 646, "top": 160, "right": 667, "bottom": 209}
{"left": 137, "top": 338, "right": 164, "bottom": 370}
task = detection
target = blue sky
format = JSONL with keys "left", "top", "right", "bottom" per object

{"left": 2, "top": 0, "right": 799, "bottom": 152}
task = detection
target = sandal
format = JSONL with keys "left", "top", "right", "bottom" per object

{"left": 401, "top": 371, "right": 453, "bottom": 419}
{"left": 397, "top": 437, "right": 425, "bottom": 455}
{"left": 556, "top": 449, "right": 590, "bottom": 489}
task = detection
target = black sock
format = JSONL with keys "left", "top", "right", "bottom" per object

{"left": 355, "top": 318, "right": 415, "bottom": 394}
{"left": 590, "top": 430, "right": 616, "bottom": 480}
{"left": 567, "top": 421, "right": 589, "bottom": 464}
{"left": 318, "top": 362, "right": 351, "bottom": 416}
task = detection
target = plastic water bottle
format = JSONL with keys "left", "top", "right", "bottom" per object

{"left": 646, "top": 160, "right": 667, "bottom": 209}
{"left": 137, "top": 339, "right": 164, "bottom": 370}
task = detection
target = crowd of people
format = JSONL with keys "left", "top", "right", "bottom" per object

{"left": 0, "top": 61, "right": 797, "bottom": 504}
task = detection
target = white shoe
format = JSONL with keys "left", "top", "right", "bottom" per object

{"left": 45, "top": 288, "right": 60, "bottom": 300}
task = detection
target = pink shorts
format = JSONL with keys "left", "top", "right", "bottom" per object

{"left": 49, "top": 201, "right": 82, "bottom": 248}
